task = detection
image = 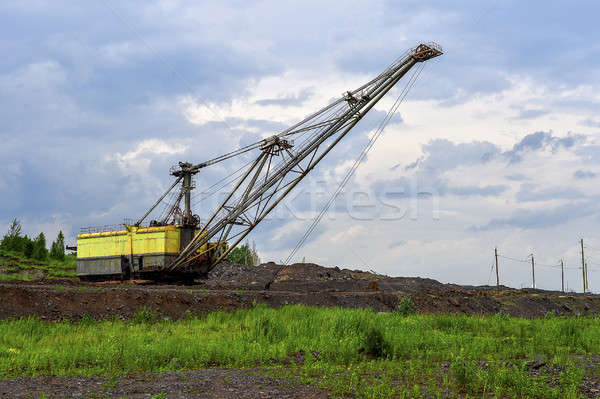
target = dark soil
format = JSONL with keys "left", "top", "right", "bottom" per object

{"left": 0, "top": 262, "right": 598, "bottom": 321}
{"left": 0, "top": 368, "right": 328, "bottom": 398}
{"left": 2, "top": 361, "right": 598, "bottom": 398}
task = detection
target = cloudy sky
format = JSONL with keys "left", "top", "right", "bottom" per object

{"left": 2, "top": 1, "right": 600, "bottom": 292}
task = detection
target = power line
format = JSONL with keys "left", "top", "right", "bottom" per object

{"left": 495, "top": 244, "right": 599, "bottom": 293}
{"left": 583, "top": 243, "right": 600, "bottom": 251}
{"left": 497, "top": 254, "right": 529, "bottom": 263}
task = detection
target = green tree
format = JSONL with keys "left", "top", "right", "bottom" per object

{"left": 23, "top": 235, "right": 34, "bottom": 258}
{"left": 6, "top": 218, "right": 22, "bottom": 238}
{"left": 50, "top": 231, "right": 65, "bottom": 261}
{"left": 227, "top": 242, "right": 261, "bottom": 266}
{"left": 32, "top": 232, "right": 48, "bottom": 261}
{"left": 1, "top": 218, "right": 24, "bottom": 253}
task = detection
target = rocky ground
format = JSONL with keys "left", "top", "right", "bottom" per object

{"left": 1, "top": 360, "right": 599, "bottom": 398}
{"left": 0, "top": 261, "right": 598, "bottom": 321}
{"left": 0, "top": 368, "right": 328, "bottom": 398}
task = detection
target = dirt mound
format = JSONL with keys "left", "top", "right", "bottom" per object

{"left": 0, "top": 262, "right": 598, "bottom": 321}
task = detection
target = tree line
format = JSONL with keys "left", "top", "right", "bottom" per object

{"left": 0, "top": 219, "right": 65, "bottom": 261}
{"left": 227, "top": 240, "right": 261, "bottom": 266}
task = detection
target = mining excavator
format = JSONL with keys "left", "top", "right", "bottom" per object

{"left": 76, "top": 43, "right": 442, "bottom": 281}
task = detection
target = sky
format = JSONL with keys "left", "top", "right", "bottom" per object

{"left": 2, "top": 0, "right": 600, "bottom": 292}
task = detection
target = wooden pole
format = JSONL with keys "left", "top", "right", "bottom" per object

{"left": 585, "top": 261, "right": 589, "bottom": 293}
{"left": 531, "top": 254, "right": 535, "bottom": 289}
{"left": 581, "top": 239, "right": 586, "bottom": 294}
{"left": 494, "top": 247, "right": 500, "bottom": 290}
{"left": 561, "top": 259, "right": 564, "bottom": 293}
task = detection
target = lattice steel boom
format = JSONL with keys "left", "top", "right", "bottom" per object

{"left": 162, "top": 43, "right": 442, "bottom": 274}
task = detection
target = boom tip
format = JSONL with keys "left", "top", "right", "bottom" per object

{"left": 412, "top": 42, "right": 443, "bottom": 61}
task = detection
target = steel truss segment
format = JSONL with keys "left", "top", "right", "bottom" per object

{"left": 166, "top": 43, "right": 442, "bottom": 272}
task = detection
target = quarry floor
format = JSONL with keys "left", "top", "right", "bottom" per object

{"left": 0, "top": 261, "right": 599, "bottom": 321}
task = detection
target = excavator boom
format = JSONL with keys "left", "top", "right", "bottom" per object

{"left": 169, "top": 43, "right": 442, "bottom": 273}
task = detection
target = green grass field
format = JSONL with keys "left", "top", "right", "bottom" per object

{"left": 0, "top": 305, "right": 598, "bottom": 398}
{"left": 0, "top": 249, "right": 76, "bottom": 280}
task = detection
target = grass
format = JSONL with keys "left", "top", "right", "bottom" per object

{"left": 0, "top": 249, "right": 76, "bottom": 280}
{"left": 0, "top": 273, "right": 36, "bottom": 282}
{"left": 0, "top": 305, "right": 598, "bottom": 398}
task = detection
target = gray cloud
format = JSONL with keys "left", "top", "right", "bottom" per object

{"left": 416, "top": 139, "right": 500, "bottom": 172}
{"left": 516, "top": 184, "right": 585, "bottom": 203}
{"left": 511, "top": 108, "right": 550, "bottom": 120}
{"left": 450, "top": 185, "right": 508, "bottom": 197}
{"left": 504, "top": 132, "right": 581, "bottom": 163}
{"left": 255, "top": 89, "right": 313, "bottom": 107}
{"left": 573, "top": 170, "right": 597, "bottom": 179}
{"left": 580, "top": 118, "right": 600, "bottom": 128}
{"left": 505, "top": 173, "right": 528, "bottom": 181}
{"left": 388, "top": 240, "right": 406, "bottom": 249}
{"left": 473, "top": 201, "right": 600, "bottom": 231}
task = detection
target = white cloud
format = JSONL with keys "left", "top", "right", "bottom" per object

{"left": 109, "top": 139, "right": 187, "bottom": 168}
{"left": 330, "top": 225, "right": 365, "bottom": 244}
{"left": 106, "top": 139, "right": 188, "bottom": 192}
{"left": 98, "top": 41, "right": 152, "bottom": 66}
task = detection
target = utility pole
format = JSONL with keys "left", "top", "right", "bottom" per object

{"left": 560, "top": 259, "right": 564, "bottom": 293}
{"left": 530, "top": 254, "right": 536, "bottom": 289}
{"left": 585, "top": 261, "right": 589, "bottom": 293}
{"left": 494, "top": 247, "right": 500, "bottom": 290}
{"left": 581, "top": 239, "right": 586, "bottom": 294}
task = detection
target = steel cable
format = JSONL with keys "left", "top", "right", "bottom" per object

{"left": 284, "top": 63, "right": 425, "bottom": 265}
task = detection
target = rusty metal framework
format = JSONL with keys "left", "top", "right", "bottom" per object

{"left": 135, "top": 43, "right": 442, "bottom": 275}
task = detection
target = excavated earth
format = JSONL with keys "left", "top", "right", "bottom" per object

{"left": 1, "top": 262, "right": 600, "bottom": 398}
{"left": 1, "top": 261, "right": 599, "bottom": 321}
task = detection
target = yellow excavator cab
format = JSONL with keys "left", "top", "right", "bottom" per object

{"left": 76, "top": 225, "right": 206, "bottom": 279}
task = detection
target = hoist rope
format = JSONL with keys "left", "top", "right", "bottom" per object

{"left": 284, "top": 62, "right": 426, "bottom": 265}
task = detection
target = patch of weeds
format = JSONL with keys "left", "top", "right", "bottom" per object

{"left": 450, "top": 354, "right": 477, "bottom": 391}
{"left": 79, "top": 315, "right": 96, "bottom": 325}
{"left": 184, "top": 309, "right": 196, "bottom": 321}
{"left": 495, "top": 309, "right": 511, "bottom": 319}
{"left": 0, "top": 273, "right": 35, "bottom": 281}
{"left": 362, "top": 326, "right": 391, "bottom": 358}
{"left": 49, "top": 270, "right": 77, "bottom": 278}
{"left": 133, "top": 307, "right": 157, "bottom": 324}
{"left": 102, "top": 374, "right": 118, "bottom": 391}
{"left": 544, "top": 310, "right": 558, "bottom": 318}
{"left": 396, "top": 295, "right": 417, "bottom": 316}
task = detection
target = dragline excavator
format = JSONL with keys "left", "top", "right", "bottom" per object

{"left": 76, "top": 43, "right": 442, "bottom": 281}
